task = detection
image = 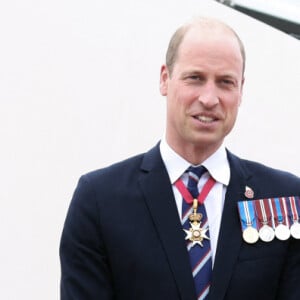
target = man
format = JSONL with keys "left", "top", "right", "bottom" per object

{"left": 60, "top": 18, "right": 300, "bottom": 300}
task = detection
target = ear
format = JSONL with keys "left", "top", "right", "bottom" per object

{"left": 159, "top": 65, "right": 169, "bottom": 96}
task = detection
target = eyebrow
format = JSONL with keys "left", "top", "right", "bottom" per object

{"left": 181, "top": 70, "right": 239, "bottom": 79}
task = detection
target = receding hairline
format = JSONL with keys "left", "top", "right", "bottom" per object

{"left": 166, "top": 17, "right": 246, "bottom": 75}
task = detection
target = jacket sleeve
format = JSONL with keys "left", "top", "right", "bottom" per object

{"left": 59, "top": 175, "right": 114, "bottom": 300}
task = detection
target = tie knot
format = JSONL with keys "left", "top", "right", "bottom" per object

{"left": 187, "top": 166, "right": 206, "bottom": 179}
{"left": 187, "top": 166, "right": 206, "bottom": 198}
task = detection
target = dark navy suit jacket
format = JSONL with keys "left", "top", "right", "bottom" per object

{"left": 60, "top": 145, "right": 300, "bottom": 299}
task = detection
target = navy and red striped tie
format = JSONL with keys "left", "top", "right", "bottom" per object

{"left": 182, "top": 166, "right": 213, "bottom": 300}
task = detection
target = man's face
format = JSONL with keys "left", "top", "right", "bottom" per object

{"left": 160, "top": 27, "right": 244, "bottom": 156}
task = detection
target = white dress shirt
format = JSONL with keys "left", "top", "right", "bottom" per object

{"left": 159, "top": 139, "right": 230, "bottom": 264}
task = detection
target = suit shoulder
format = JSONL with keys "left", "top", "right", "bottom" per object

{"left": 83, "top": 152, "right": 146, "bottom": 183}
{"left": 241, "top": 158, "right": 300, "bottom": 184}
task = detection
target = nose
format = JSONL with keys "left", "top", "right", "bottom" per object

{"left": 198, "top": 82, "right": 219, "bottom": 108}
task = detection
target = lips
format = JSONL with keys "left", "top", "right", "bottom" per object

{"left": 194, "top": 114, "right": 219, "bottom": 123}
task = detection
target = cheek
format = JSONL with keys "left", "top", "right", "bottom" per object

{"left": 176, "top": 89, "right": 199, "bottom": 108}
{"left": 223, "top": 94, "right": 241, "bottom": 111}
{"left": 227, "top": 101, "right": 240, "bottom": 124}
{"left": 168, "top": 84, "right": 200, "bottom": 114}
{"left": 183, "top": 85, "right": 201, "bottom": 98}
{"left": 221, "top": 97, "right": 240, "bottom": 126}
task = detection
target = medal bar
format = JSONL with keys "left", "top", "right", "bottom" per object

{"left": 238, "top": 201, "right": 259, "bottom": 244}
{"left": 254, "top": 199, "right": 275, "bottom": 242}
{"left": 288, "top": 196, "right": 300, "bottom": 239}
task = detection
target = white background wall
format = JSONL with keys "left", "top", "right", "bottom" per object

{"left": 0, "top": 0, "right": 299, "bottom": 299}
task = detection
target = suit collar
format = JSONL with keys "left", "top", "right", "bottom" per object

{"left": 159, "top": 139, "right": 230, "bottom": 186}
{"left": 139, "top": 144, "right": 197, "bottom": 300}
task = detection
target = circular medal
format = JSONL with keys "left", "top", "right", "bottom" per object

{"left": 275, "top": 224, "right": 290, "bottom": 241}
{"left": 290, "top": 222, "right": 300, "bottom": 239}
{"left": 259, "top": 225, "right": 275, "bottom": 242}
{"left": 243, "top": 226, "right": 259, "bottom": 244}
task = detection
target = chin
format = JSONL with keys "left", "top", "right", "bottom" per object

{"left": 191, "top": 136, "right": 223, "bottom": 150}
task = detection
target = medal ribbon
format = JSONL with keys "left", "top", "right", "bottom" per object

{"left": 271, "top": 198, "right": 285, "bottom": 226}
{"left": 268, "top": 198, "right": 276, "bottom": 228}
{"left": 238, "top": 201, "right": 258, "bottom": 231}
{"left": 295, "top": 196, "right": 300, "bottom": 215}
{"left": 175, "top": 177, "right": 216, "bottom": 205}
{"left": 288, "top": 196, "right": 299, "bottom": 223}
{"left": 263, "top": 199, "right": 273, "bottom": 227}
{"left": 254, "top": 199, "right": 271, "bottom": 229}
{"left": 280, "top": 197, "right": 289, "bottom": 227}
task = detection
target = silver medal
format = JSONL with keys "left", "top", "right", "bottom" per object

{"left": 275, "top": 223, "right": 290, "bottom": 241}
{"left": 290, "top": 222, "right": 300, "bottom": 239}
{"left": 259, "top": 225, "right": 275, "bottom": 242}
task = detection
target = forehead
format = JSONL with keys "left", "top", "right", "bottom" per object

{"left": 176, "top": 26, "right": 243, "bottom": 72}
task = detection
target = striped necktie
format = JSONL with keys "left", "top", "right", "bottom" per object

{"left": 182, "top": 166, "right": 213, "bottom": 300}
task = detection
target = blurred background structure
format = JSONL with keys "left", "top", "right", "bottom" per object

{"left": 216, "top": 0, "right": 300, "bottom": 39}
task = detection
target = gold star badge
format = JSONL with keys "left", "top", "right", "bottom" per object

{"left": 184, "top": 222, "right": 210, "bottom": 247}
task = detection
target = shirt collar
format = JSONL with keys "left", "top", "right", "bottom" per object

{"left": 159, "top": 138, "right": 230, "bottom": 186}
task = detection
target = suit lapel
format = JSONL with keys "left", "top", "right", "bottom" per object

{"left": 208, "top": 151, "right": 253, "bottom": 300}
{"left": 138, "top": 145, "right": 197, "bottom": 300}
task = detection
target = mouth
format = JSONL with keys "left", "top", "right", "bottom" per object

{"left": 193, "top": 115, "right": 218, "bottom": 124}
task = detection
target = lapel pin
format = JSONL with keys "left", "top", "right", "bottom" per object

{"left": 244, "top": 186, "right": 254, "bottom": 199}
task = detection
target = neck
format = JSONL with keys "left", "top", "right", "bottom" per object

{"left": 166, "top": 138, "right": 222, "bottom": 165}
